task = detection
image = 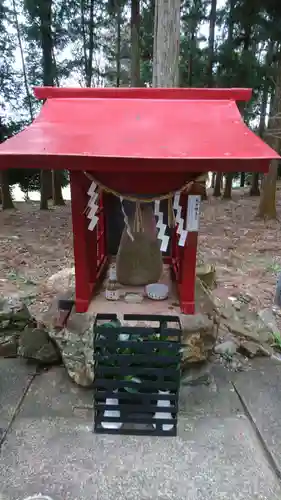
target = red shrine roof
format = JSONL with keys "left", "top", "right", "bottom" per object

{"left": 0, "top": 87, "right": 279, "bottom": 172}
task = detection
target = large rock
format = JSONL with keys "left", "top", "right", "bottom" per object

{"left": 181, "top": 313, "right": 218, "bottom": 367}
{"left": 18, "top": 326, "right": 61, "bottom": 364}
{"left": 0, "top": 296, "right": 37, "bottom": 358}
{"left": 0, "top": 334, "right": 18, "bottom": 357}
{"left": 196, "top": 264, "right": 216, "bottom": 289}
{"left": 225, "top": 318, "right": 271, "bottom": 344}
{"left": 0, "top": 296, "right": 33, "bottom": 331}
{"left": 0, "top": 296, "right": 63, "bottom": 364}
{"left": 44, "top": 268, "right": 75, "bottom": 294}
{"left": 49, "top": 309, "right": 95, "bottom": 387}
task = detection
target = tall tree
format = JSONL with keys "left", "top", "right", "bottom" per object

{"left": 115, "top": 0, "right": 122, "bottom": 86}
{"left": 221, "top": 0, "right": 235, "bottom": 200}
{"left": 152, "top": 0, "right": 181, "bottom": 87}
{"left": 24, "top": 0, "right": 65, "bottom": 208}
{"left": 257, "top": 57, "right": 281, "bottom": 219}
{"left": 206, "top": 0, "right": 217, "bottom": 87}
{"left": 0, "top": 1, "right": 16, "bottom": 209}
{"left": 181, "top": 0, "right": 206, "bottom": 87}
{"left": 202, "top": 0, "right": 217, "bottom": 200}
{"left": 250, "top": 41, "right": 274, "bottom": 196}
{"left": 39, "top": 0, "right": 54, "bottom": 210}
{"left": 0, "top": 119, "right": 15, "bottom": 210}
{"left": 131, "top": 0, "right": 140, "bottom": 86}
{"left": 12, "top": 0, "right": 34, "bottom": 121}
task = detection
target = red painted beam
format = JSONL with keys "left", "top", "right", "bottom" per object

{"left": 33, "top": 86, "right": 253, "bottom": 102}
{"left": 0, "top": 156, "right": 271, "bottom": 174}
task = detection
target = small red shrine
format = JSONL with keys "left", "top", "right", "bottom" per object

{"left": 0, "top": 87, "right": 279, "bottom": 314}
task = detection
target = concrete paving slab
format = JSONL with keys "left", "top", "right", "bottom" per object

{"left": 0, "top": 359, "right": 36, "bottom": 436}
{"left": 179, "top": 365, "right": 244, "bottom": 418}
{"left": 17, "top": 365, "right": 243, "bottom": 422}
{"left": 233, "top": 358, "right": 281, "bottom": 475}
{"left": 1, "top": 414, "right": 280, "bottom": 500}
{"left": 18, "top": 366, "right": 93, "bottom": 419}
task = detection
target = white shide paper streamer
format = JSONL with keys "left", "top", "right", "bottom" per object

{"left": 87, "top": 181, "right": 99, "bottom": 231}
{"left": 173, "top": 191, "right": 187, "bottom": 247}
{"left": 154, "top": 200, "right": 169, "bottom": 252}
{"left": 186, "top": 195, "right": 201, "bottom": 232}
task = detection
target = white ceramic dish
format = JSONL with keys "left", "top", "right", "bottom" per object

{"left": 124, "top": 293, "right": 144, "bottom": 304}
{"left": 145, "top": 283, "right": 169, "bottom": 301}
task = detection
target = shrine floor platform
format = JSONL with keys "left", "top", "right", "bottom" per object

{"left": 88, "top": 263, "right": 206, "bottom": 317}
{"left": 1, "top": 358, "right": 281, "bottom": 500}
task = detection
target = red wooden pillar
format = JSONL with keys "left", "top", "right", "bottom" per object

{"left": 70, "top": 170, "right": 97, "bottom": 313}
{"left": 179, "top": 194, "right": 200, "bottom": 315}
{"left": 180, "top": 231, "right": 198, "bottom": 314}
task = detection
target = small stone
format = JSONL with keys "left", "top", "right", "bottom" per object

{"left": 233, "top": 302, "right": 241, "bottom": 311}
{"left": 214, "top": 340, "right": 238, "bottom": 356}
{"left": 230, "top": 358, "right": 243, "bottom": 372}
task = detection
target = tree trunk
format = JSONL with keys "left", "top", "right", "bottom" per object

{"left": 86, "top": 0, "right": 95, "bottom": 87}
{"left": 206, "top": 0, "right": 217, "bottom": 87}
{"left": 12, "top": 0, "right": 33, "bottom": 121}
{"left": 39, "top": 0, "right": 54, "bottom": 210}
{"left": 0, "top": 171, "right": 15, "bottom": 210}
{"left": 131, "top": 0, "right": 140, "bottom": 86}
{"left": 80, "top": 0, "right": 88, "bottom": 79}
{"left": 257, "top": 162, "right": 278, "bottom": 218}
{"left": 257, "top": 56, "right": 281, "bottom": 218}
{"left": 40, "top": 170, "right": 49, "bottom": 210}
{"left": 250, "top": 43, "right": 274, "bottom": 197}
{"left": 213, "top": 171, "right": 222, "bottom": 197}
{"left": 52, "top": 170, "right": 65, "bottom": 206}
{"left": 220, "top": 0, "right": 237, "bottom": 200}
{"left": 211, "top": 172, "right": 216, "bottom": 188}
{"left": 0, "top": 121, "right": 14, "bottom": 210}
{"left": 152, "top": 0, "right": 181, "bottom": 87}
{"left": 116, "top": 0, "right": 121, "bottom": 87}
{"left": 240, "top": 172, "right": 245, "bottom": 187}
{"left": 187, "top": 4, "right": 198, "bottom": 87}
{"left": 250, "top": 172, "right": 260, "bottom": 196}
{"left": 222, "top": 173, "right": 233, "bottom": 199}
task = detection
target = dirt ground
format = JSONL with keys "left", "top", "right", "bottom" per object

{"left": 0, "top": 188, "right": 280, "bottom": 319}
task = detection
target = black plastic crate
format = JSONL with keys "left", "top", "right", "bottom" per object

{"left": 93, "top": 313, "right": 182, "bottom": 436}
